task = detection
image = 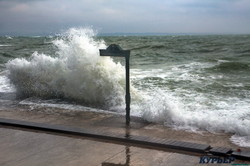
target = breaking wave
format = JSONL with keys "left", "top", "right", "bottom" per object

{"left": 6, "top": 28, "right": 129, "bottom": 109}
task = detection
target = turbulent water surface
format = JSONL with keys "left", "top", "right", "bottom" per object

{"left": 1, "top": 28, "right": 250, "bottom": 147}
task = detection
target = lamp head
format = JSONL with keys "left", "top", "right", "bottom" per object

{"left": 99, "top": 44, "right": 130, "bottom": 57}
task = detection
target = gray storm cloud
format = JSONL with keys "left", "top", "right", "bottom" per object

{"left": 0, "top": 0, "right": 250, "bottom": 35}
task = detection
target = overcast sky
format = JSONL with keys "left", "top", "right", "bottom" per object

{"left": 0, "top": 0, "right": 250, "bottom": 35}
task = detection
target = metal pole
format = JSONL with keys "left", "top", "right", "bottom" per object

{"left": 125, "top": 55, "right": 130, "bottom": 125}
{"left": 99, "top": 44, "right": 131, "bottom": 126}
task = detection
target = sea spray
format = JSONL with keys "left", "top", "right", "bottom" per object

{"left": 6, "top": 28, "right": 128, "bottom": 108}
{"left": 137, "top": 90, "right": 181, "bottom": 124}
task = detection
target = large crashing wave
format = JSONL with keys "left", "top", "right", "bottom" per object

{"left": 6, "top": 28, "right": 126, "bottom": 108}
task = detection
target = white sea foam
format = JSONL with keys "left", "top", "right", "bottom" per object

{"left": 0, "top": 44, "right": 11, "bottom": 47}
{"left": 6, "top": 28, "right": 133, "bottom": 108}
{"left": 230, "top": 135, "right": 250, "bottom": 147}
{"left": 0, "top": 73, "right": 15, "bottom": 93}
{"left": 19, "top": 98, "right": 121, "bottom": 115}
{"left": 132, "top": 62, "right": 250, "bottom": 147}
{"left": 5, "top": 36, "right": 13, "bottom": 40}
{"left": 134, "top": 86, "right": 250, "bottom": 147}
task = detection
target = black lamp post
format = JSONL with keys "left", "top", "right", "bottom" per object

{"left": 99, "top": 44, "right": 131, "bottom": 125}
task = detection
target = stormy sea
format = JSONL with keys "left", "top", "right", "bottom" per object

{"left": 0, "top": 28, "right": 250, "bottom": 147}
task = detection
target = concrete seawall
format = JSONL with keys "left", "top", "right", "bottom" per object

{"left": 0, "top": 108, "right": 249, "bottom": 165}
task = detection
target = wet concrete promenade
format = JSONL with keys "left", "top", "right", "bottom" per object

{"left": 0, "top": 108, "right": 249, "bottom": 166}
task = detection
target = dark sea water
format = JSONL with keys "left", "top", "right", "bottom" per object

{"left": 0, "top": 28, "right": 250, "bottom": 147}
